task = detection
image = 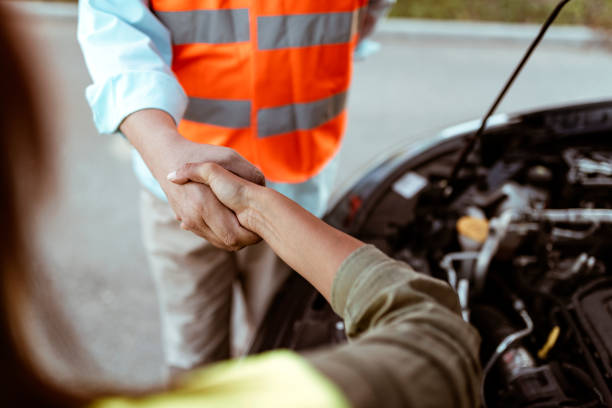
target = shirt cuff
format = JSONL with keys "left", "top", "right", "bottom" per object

{"left": 85, "top": 70, "right": 188, "bottom": 134}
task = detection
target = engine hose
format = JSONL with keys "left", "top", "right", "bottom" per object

{"left": 515, "top": 270, "right": 612, "bottom": 406}
{"left": 480, "top": 307, "right": 534, "bottom": 408}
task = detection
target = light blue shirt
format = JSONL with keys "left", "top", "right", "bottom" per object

{"left": 77, "top": 0, "right": 390, "bottom": 216}
{"left": 78, "top": 1, "right": 187, "bottom": 133}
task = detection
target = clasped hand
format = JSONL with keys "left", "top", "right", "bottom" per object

{"left": 167, "top": 161, "right": 264, "bottom": 251}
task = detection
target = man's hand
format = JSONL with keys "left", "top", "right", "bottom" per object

{"left": 120, "top": 109, "right": 264, "bottom": 251}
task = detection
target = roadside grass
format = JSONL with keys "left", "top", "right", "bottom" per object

{"left": 390, "top": 0, "right": 612, "bottom": 28}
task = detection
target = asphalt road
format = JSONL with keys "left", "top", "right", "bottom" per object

{"left": 9, "top": 11, "right": 612, "bottom": 389}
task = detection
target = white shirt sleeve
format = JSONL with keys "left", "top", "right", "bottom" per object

{"left": 77, "top": 0, "right": 188, "bottom": 134}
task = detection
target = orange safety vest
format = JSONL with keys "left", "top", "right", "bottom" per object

{"left": 151, "top": 0, "right": 367, "bottom": 183}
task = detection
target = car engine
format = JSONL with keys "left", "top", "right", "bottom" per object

{"left": 336, "top": 104, "right": 612, "bottom": 407}
{"left": 253, "top": 103, "right": 612, "bottom": 406}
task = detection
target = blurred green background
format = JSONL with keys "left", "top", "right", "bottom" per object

{"left": 390, "top": 0, "right": 612, "bottom": 28}
{"left": 38, "top": 0, "right": 612, "bottom": 28}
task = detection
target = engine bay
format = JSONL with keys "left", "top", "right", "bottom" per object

{"left": 342, "top": 104, "right": 612, "bottom": 407}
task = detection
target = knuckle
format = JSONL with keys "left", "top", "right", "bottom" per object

{"left": 221, "top": 230, "right": 240, "bottom": 249}
{"left": 181, "top": 219, "right": 198, "bottom": 231}
{"left": 227, "top": 244, "right": 243, "bottom": 252}
{"left": 182, "top": 162, "right": 197, "bottom": 174}
{"left": 237, "top": 208, "right": 252, "bottom": 226}
{"left": 203, "top": 161, "right": 217, "bottom": 173}
{"left": 238, "top": 208, "right": 257, "bottom": 230}
{"left": 235, "top": 182, "right": 246, "bottom": 198}
{"left": 197, "top": 162, "right": 215, "bottom": 179}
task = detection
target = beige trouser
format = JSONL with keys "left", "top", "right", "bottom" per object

{"left": 140, "top": 189, "right": 291, "bottom": 370}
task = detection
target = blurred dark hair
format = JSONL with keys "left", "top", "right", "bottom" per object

{"left": 0, "top": 9, "right": 86, "bottom": 407}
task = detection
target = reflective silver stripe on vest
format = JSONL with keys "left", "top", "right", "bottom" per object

{"left": 257, "top": 91, "right": 347, "bottom": 137}
{"left": 156, "top": 9, "right": 249, "bottom": 45}
{"left": 184, "top": 97, "right": 251, "bottom": 128}
{"left": 257, "top": 12, "right": 356, "bottom": 50}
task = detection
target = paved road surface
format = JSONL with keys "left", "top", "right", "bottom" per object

{"left": 9, "top": 12, "right": 612, "bottom": 388}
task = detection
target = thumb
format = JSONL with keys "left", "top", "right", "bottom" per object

{"left": 169, "top": 162, "right": 252, "bottom": 213}
{"left": 167, "top": 162, "right": 216, "bottom": 185}
{"left": 166, "top": 170, "right": 189, "bottom": 184}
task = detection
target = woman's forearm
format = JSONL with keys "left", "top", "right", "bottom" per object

{"left": 168, "top": 162, "right": 363, "bottom": 300}
{"left": 245, "top": 187, "right": 363, "bottom": 302}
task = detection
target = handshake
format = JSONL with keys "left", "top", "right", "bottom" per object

{"left": 121, "top": 109, "right": 277, "bottom": 251}
{"left": 166, "top": 158, "right": 267, "bottom": 252}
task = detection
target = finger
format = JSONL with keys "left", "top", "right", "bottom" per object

{"left": 181, "top": 219, "right": 229, "bottom": 249}
{"left": 167, "top": 162, "right": 217, "bottom": 185}
{"left": 199, "top": 186, "right": 261, "bottom": 250}
{"left": 167, "top": 170, "right": 189, "bottom": 185}
{"left": 173, "top": 162, "right": 248, "bottom": 189}
{"left": 178, "top": 203, "right": 231, "bottom": 248}
{"left": 169, "top": 162, "right": 250, "bottom": 210}
{"left": 168, "top": 159, "right": 265, "bottom": 188}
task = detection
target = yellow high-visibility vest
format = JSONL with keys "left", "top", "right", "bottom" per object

{"left": 92, "top": 350, "right": 350, "bottom": 408}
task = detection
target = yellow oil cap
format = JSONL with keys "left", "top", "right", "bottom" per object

{"left": 457, "top": 216, "right": 489, "bottom": 244}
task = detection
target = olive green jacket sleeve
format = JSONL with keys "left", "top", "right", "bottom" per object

{"left": 307, "top": 245, "right": 481, "bottom": 408}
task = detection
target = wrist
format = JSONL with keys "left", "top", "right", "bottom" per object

{"left": 239, "top": 186, "right": 278, "bottom": 237}
{"left": 148, "top": 132, "right": 190, "bottom": 177}
{"left": 121, "top": 109, "right": 185, "bottom": 174}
